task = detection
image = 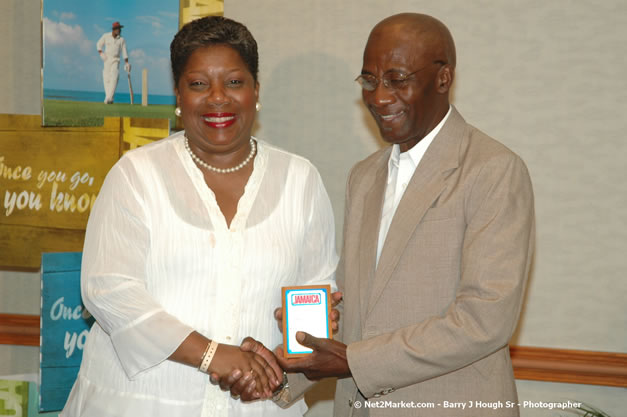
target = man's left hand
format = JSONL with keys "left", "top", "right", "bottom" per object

{"left": 274, "top": 291, "right": 342, "bottom": 333}
{"left": 275, "top": 331, "right": 351, "bottom": 380}
{"left": 124, "top": 62, "right": 131, "bottom": 73}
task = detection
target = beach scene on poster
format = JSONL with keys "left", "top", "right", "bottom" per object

{"left": 42, "top": 0, "right": 179, "bottom": 126}
{"left": 282, "top": 285, "right": 331, "bottom": 357}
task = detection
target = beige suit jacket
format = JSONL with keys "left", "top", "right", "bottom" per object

{"left": 333, "top": 107, "right": 535, "bottom": 417}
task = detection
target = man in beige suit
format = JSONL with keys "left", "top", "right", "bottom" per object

{"left": 273, "top": 12, "right": 535, "bottom": 417}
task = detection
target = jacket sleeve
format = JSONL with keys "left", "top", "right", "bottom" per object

{"left": 81, "top": 161, "right": 194, "bottom": 379}
{"left": 347, "top": 153, "right": 535, "bottom": 398}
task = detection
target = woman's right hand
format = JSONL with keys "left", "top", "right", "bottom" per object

{"left": 208, "top": 343, "right": 279, "bottom": 400}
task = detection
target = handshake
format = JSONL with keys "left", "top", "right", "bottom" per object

{"left": 206, "top": 291, "right": 349, "bottom": 402}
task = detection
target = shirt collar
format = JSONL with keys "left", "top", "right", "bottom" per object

{"left": 387, "top": 105, "right": 452, "bottom": 181}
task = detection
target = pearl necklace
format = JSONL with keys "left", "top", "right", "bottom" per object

{"left": 184, "top": 135, "right": 256, "bottom": 174}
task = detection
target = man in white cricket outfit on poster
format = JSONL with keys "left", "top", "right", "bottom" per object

{"left": 96, "top": 21, "right": 130, "bottom": 104}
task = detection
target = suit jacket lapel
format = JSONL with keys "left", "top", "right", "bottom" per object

{"left": 358, "top": 150, "right": 390, "bottom": 323}
{"left": 366, "top": 107, "right": 466, "bottom": 317}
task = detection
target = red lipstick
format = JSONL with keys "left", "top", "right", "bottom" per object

{"left": 203, "top": 113, "right": 236, "bottom": 128}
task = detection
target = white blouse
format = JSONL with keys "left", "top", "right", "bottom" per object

{"left": 61, "top": 132, "right": 338, "bottom": 417}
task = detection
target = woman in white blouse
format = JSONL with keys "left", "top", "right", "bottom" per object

{"left": 61, "top": 16, "right": 337, "bottom": 417}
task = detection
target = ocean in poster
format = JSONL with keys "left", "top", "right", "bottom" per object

{"left": 44, "top": 88, "right": 176, "bottom": 105}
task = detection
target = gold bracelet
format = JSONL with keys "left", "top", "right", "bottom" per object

{"left": 198, "top": 340, "right": 219, "bottom": 374}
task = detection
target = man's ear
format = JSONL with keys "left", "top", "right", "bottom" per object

{"left": 436, "top": 65, "right": 454, "bottom": 93}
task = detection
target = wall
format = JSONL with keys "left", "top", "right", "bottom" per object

{"left": 1, "top": 0, "right": 625, "bottom": 416}
{"left": 0, "top": 0, "right": 41, "bottom": 115}
{"left": 0, "top": 0, "right": 44, "bottom": 377}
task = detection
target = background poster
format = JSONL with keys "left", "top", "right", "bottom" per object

{"left": 42, "top": 0, "right": 179, "bottom": 127}
{"left": 0, "top": 379, "right": 28, "bottom": 416}
{"left": 39, "top": 252, "right": 92, "bottom": 412}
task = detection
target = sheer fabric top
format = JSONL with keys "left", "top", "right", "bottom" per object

{"left": 61, "top": 131, "right": 337, "bottom": 417}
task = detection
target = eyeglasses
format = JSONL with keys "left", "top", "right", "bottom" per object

{"left": 355, "top": 61, "right": 446, "bottom": 92}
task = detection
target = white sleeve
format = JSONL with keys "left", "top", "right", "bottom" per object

{"left": 96, "top": 34, "right": 105, "bottom": 51}
{"left": 121, "top": 38, "right": 129, "bottom": 60}
{"left": 81, "top": 161, "right": 194, "bottom": 379}
{"left": 297, "top": 165, "right": 338, "bottom": 290}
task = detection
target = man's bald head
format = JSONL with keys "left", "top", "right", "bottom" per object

{"left": 369, "top": 13, "right": 456, "bottom": 69}
{"left": 359, "top": 13, "right": 456, "bottom": 151}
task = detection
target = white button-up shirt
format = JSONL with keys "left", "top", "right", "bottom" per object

{"left": 376, "top": 106, "right": 452, "bottom": 265}
{"left": 61, "top": 132, "right": 338, "bottom": 417}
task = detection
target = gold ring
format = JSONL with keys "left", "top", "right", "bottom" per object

{"left": 249, "top": 369, "right": 256, "bottom": 377}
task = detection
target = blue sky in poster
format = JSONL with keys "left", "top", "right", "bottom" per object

{"left": 43, "top": 0, "right": 178, "bottom": 96}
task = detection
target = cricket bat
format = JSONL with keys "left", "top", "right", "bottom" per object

{"left": 127, "top": 73, "right": 134, "bottom": 105}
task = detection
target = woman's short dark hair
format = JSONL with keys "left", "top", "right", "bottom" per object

{"left": 170, "top": 16, "right": 259, "bottom": 87}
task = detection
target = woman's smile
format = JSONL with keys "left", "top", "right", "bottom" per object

{"left": 203, "top": 112, "right": 237, "bottom": 128}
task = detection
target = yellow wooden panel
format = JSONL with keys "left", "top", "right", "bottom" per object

{"left": 0, "top": 114, "right": 169, "bottom": 269}
{"left": 0, "top": 224, "right": 85, "bottom": 270}
{"left": 0, "top": 115, "right": 121, "bottom": 231}
{"left": 121, "top": 117, "right": 169, "bottom": 154}
{"left": 180, "top": 0, "right": 224, "bottom": 27}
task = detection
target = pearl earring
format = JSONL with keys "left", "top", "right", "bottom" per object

{"left": 255, "top": 102, "right": 261, "bottom": 112}
{"left": 175, "top": 107, "right": 182, "bottom": 117}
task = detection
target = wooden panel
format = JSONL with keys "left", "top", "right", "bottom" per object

{"left": 121, "top": 117, "right": 170, "bottom": 154}
{"left": 39, "top": 370, "right": 79, "bottom": 413}
{"left": 0, "top": 379, "right": 58, "bottom": 416}
{"left": 0, "top": 379, "right": 29, "bottom": 416}
{"left": 510, "top": 345, "right": 627, "bottom": 387}
{"left": 0, "top": 114, "right": 119, "bottom": 270}
{"left": 39, "top": 252, "right": 92, "bottom": 412}
{"left": 0, "top": 114, "right": 120, "bottom": 230}
{"left": 180, "top": 0, "right": 224, "bottom": 27}
{"left": 0, "top": 313, "right": 39, "bottom": 346}
{"left": 40, "top": 252, "right": 83, "bottom": 273}
{"left": 0, "top": 114, "right": 166, "bottom": 269}
{"left": 0, "top": 224, "right": 85, "bottom": 271}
